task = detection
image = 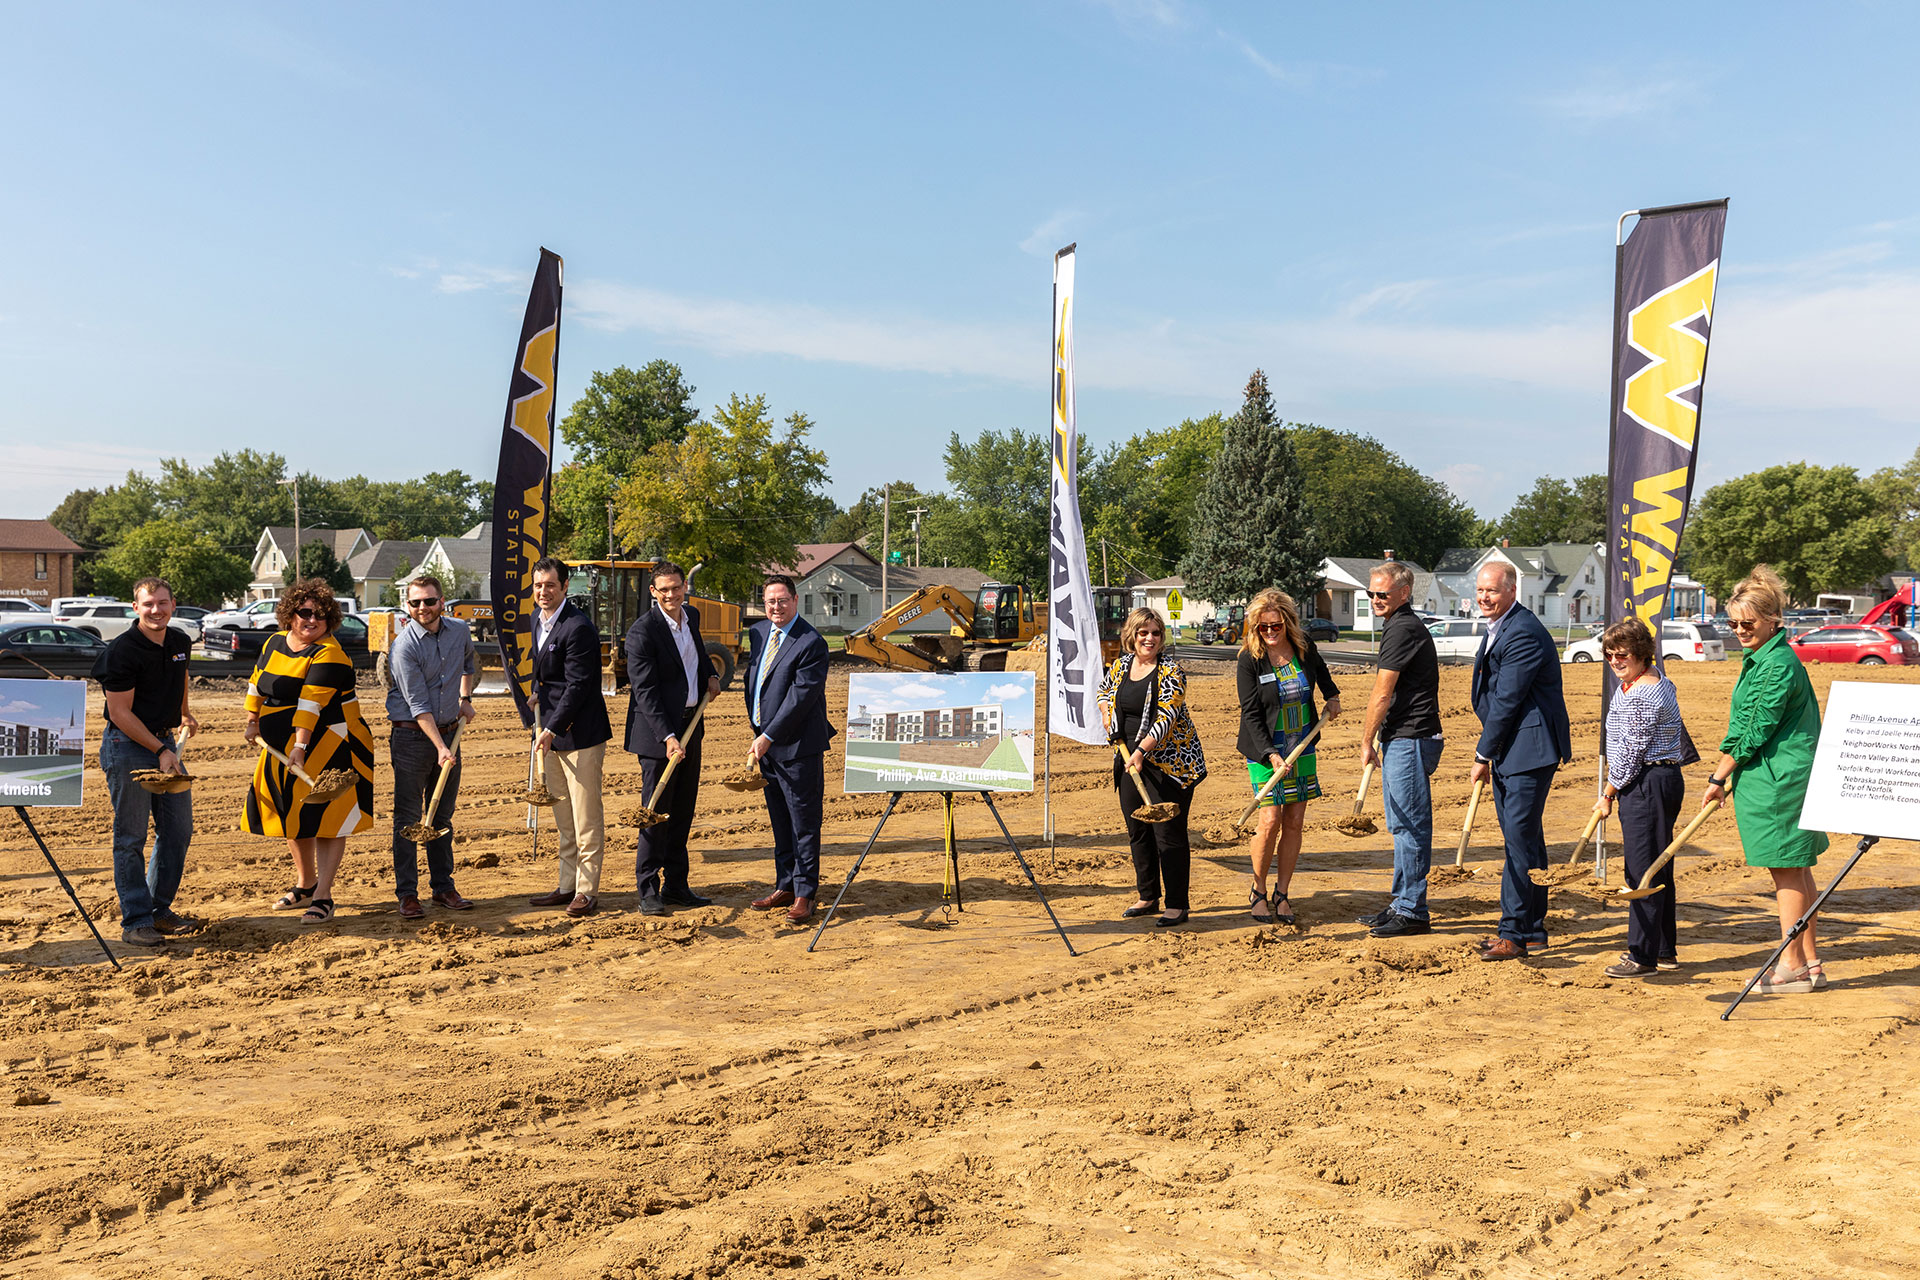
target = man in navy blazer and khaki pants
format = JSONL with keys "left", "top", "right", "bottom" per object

{"left": 1469, "top": 560, "right": 1573, "bottom": 961}
{"left": 744, "top": 574, "right": 835, "bottom": 923}
{"left": 522, "top": 556, "right": 614, "bottom": 917}
{"left": 624, "top": 560, "right": 722, "bottom": 915}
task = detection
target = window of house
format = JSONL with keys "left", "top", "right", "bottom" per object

{"left": 803, "top": 593, "right": 813, "bottom": 615}
{"left": 34, "top": 554, "right": 47, "bottom": 580}
{"left": 850, "top": 594, "right": 859, "bottom": 617}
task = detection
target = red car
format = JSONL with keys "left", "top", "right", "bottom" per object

{"left": 1787, "top": 624, "right": 1919, "bottom": 665}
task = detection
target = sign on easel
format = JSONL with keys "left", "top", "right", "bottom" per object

{"left": 1797, "top": 680, "right": 1920, "bottom": 839}
{"left": 0, "top": 678, "right": 85, "bottom": 807}
{"left": 843, "top": 672, "right": 1036, "bottom": 793}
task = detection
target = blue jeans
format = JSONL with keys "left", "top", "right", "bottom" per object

{"left": 1381, "top": 737, "right": 1443, "bottom": 922}
{"left": 100, "top": 725, "right": 193, "bottom": 930}
{"left": 1493, "top": 764, "right": 1557, "bottom": 946}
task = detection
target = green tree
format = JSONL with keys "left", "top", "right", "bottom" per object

{"left": 1180, "top": 370, "right": 1325, "bottom": 607}
{"left": 552, "top": 363, "right": 699, "bottom": 558}
{"left": 1688, "top": 463, "right": 1892, "bottom": 602}
{"left": 49, "top": 487, "right": 107, "bottom": 594}
{"left": 1868, "top": 446, "right": 1920, "bottom": 569}
{"left": 1289, "top": 425, "right": 1481, "bottom": 566}
{"left": 304, "top": 470, "right": 493, "bottom": 540}
{"left": 300, "top": 540, "right": 356, "bottom": 596}
{"left": 938, "top": 429, "right": 1056, "bottom": 586}
{"left": 154, "top": 449, "right": 293, "bottom": 554}
{"left": 550, "top": 461, "right": 621, "bottom": 559}
{"left": 1496, "top": 473, "right": 1607, "bottom": 546}
{"left": 612, "top": 394, "right": 830, "bottom": 600}
{"left": 97, "top": 519, "right": 251, "bottom": 606}
{"left": 1082, "top": 414, "right": 1227, "bottom": 581}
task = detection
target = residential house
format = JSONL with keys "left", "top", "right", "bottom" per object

{"left": 1432, "top": 547, "right": 1483, "bottom": 617}
{"left": 1129, "top": 576, "right": 1215, "bottom": 631}
{"left": 0, "top": 518, "right": 81, "bottom": 606}
{"left": 347, "top": 539, "right": 430, "bottom": 608}
{"left": 247, "top": 526, "right": 372, "bottom": 601}
{"left": 1317, "top": 556, "right": 1440, "bottom": 632}
{"left": 1474, "top": 542, "right": 1605, "bottom": 631}
{"left": 417, "top": 522, "right": 493, "bottom": 600}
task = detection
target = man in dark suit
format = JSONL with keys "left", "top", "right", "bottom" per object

{"left": 522, "top": 557, "right": 614, "bottom": 917}
{"left": 623, "top": 560, "right": 721, "bottom": 916}
{"left": 743, "top": 574, "right": 835, "bottom": 923}
{"left": 1469, "top": 560, "right": 1573, "bottom": 961}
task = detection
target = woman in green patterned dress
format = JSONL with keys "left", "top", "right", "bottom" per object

{"left": 1703, "top": 565, "right": 1829, "bottom": 994}
{"left": 1235, "top": 588, "right": 1341, "bottom": 924}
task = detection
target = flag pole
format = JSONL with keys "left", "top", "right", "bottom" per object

{"left": 1044, "top": 262, "right": 1057, "bottom": 862}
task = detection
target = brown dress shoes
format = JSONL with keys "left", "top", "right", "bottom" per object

{"left": 529, "top": 889, "right": 574, "bottom": 907}
{"left": 752, "top": 889, "right": 796, "bottom": 910}
{"left": 566, "top": 893, "right": 598, "bottom": 918}
{"left": 1480, "top": 938, "right": 1529, "bottom": 962}
{"left": 786, "top": 896, "right": 815, "bottom": 924}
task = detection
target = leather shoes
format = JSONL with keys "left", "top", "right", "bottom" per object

{"left": 752, "top": 889, "right": 796, "bottom": 910}
{"left": 528, "top": 889, "right": 574, "bottom": 907}
{"left": 637, "top": 894, "right": 669, "bottom": 916}
{"left": 1356, "top": 908, "right": 1394, "bottom": 928}
{"left": 786, "top": 896, "right": 815, "bottom": 924}
{"left": 1480, "top": 938, "right": 1529, "bottom": 962}
{"left": 566, "top": 893, "right": 598, "bottom": 918}
{"left": 662, "top": 887, "right": 712, "bottom": 908}
{"left": 399, "top": 895, "right": 425, "bottom": 920}
{"left": 151, "top": 907, "right": 189, "bottom": 935}
{"left": 1370, "top": 913, "right": 1431, "bottom": 938}
{"left": 431, "top": 890, "right": 473, "bottom": 911}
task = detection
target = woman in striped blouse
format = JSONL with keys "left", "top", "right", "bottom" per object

{"left": 1596, "top": 619, "right": 1689, "bottom": 978}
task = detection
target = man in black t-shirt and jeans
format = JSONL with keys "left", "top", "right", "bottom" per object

{"left": 1356, "top": 561, "right": 1444, "bottom": 937}
{"left": 92, "top": 576, "right": 199, "bottom": 949}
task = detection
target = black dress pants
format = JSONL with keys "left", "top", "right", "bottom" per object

{"left": 635, "top": 718, "right": 703, "bottom": 897}
{"left": 1619, "top": 762, "right": 1683, "bottom": 964}
{"left": 1115, "top": 762, "right": 1194, "bottom": 911}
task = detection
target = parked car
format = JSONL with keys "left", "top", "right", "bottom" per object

{"left": 48, "top": 601, "right": 201, "bottom": 643}
{"left": 0, "top": 618, "right": 109, "bottom": 676}
{"left": 201, "top": 599, "right": 284, "bottom": 631}
{"left": 1563, "top": 620, "right": 1727, "bottom": 663}
{"left": 0, "top": 598, "right": 51, "bottom": 614}
{"left": 201, "top": 612, "right": 373, "bottom": 667}
{"left": 1788, "top": 624, "right": 1918, "bottom": 666}
{"left": 1305, "top": 617, "right": 1341, "bottom": 644}
{"left": 1427, "top": 617, "right": 1489, "bottom": 660}
{"left": 50, "top": 595, "right": 117, "bottom": 615}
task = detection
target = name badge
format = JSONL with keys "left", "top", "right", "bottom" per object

{"left": 1258, "top": 671, "right": 1277, "bottom": 684}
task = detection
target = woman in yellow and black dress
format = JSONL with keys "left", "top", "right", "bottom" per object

{"left": 242, "top": 579, "right": 375, "bottom": 924}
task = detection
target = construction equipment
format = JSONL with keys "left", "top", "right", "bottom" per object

{"left": 562, "top": 560, "right": 744, "bottom": 691}
{"left": 1093, "top": 585, "right": 1129, "bottom": 665}
{"left": 845, "top": 581, "right": 1048, "bottom": 672}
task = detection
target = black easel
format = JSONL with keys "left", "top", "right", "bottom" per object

{"left": 808, "top": 790, "right": 1077, "bottom": 956}
{"left": 12, "top": 806, "right": 120, "bottom": 969}
{"left": 1722, "top": 834, "right": 1877, "bottom": 1020}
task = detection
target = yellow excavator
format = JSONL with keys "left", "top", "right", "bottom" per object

{"left": 846, "top": 581, "right": 1131, "bottom": 672}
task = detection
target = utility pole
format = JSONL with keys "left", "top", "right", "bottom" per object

{"left": 1100, "top": 537, "right": 1109, "bottom": 587}
{"left": 606, "top": 498, "right": 616, "bottom": 560}
{"left": 907, "top": 505, "right": 929, "bottom": 568}
{"left": 281, "top": 476, "right": 302, "bottom": 583}
{"left": 880, "top": 485, "right": 890, "bottom": 616}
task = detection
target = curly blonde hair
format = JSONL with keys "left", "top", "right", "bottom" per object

{"left": 1241, "top": 587, "right": 1307, "bottom": 657}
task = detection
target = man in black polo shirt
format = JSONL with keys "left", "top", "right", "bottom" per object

{"left": 92, "top": 576, "right": 198, "bottom": 948}
{"left": 1356, "top": 561, "right": 1443, "bottom": 937}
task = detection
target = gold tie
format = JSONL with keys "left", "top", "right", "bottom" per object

{"left": 754, "top": 628, "right": 784, "bottom": 723}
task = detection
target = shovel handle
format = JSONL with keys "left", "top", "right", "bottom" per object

{"left": 257, "top": 739, "right": 319, "bottom": 788}
{"left": 1350, "top": 740, "right": 1380, "bottom": 816}
{"left": 422, "top": 720, "right": 465, "bottom": 822}
{"left": 1114, "top": 744, "right": 1162, "bottom": 806}
{"left": 1567, "top": 802, "right": 1607, "bottom": 866}
{"left": 1627, "top": 799, "right": 1721, "bottom": 893}
{"left": 1455, "top": 778, "right": 1486, "bottom": 866}
{"left": 1235, "top": 722, "right": 1324, "bottom": 828}
{"left": 646, "top": 691, "right": 714, "bottom": 810}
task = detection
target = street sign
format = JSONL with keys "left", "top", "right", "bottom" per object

{"left": 1166, "top": 589, "right": 1183, "bottom": 620}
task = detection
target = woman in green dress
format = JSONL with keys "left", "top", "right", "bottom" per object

{"left": 1702, "top": 565, "right": 1828, "bottom": 994}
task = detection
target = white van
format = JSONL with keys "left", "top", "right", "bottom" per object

{"left": 1427, "top": 617, "right": 1489, "bottom": 660}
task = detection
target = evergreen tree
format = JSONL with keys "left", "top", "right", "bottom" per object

{"left": 300, "top": 540, "right": 357, "bottom": 597}
{"left": 1179, "top": 370, "right": 1325, "bottom": 608}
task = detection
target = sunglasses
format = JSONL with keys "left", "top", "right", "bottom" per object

{"left": 1367, "top": 589, "right": 1393, "bottom": 598}
{"left": 1256, "top": 623, "right": 1286, "bottom": 634}
{"left": 293, "top": 607, "right": 320, "bottom": 621}
{"left": 408, "top": 598, "right": 441, "bottom": 608}
{"left": 1726, "top": 617, "right": 1761, "bottom": 631}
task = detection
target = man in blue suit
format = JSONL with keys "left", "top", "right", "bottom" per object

{"left": 523, "top": 557, "right": 614, "bottom": 917}
{"left": 624, "top": 560, "right": 722, "bottom": 916}
{"left": 744, "top": 574, "right": 835, "bottom": 923}
{"left": 1469, "top": 560, "right": 1572, "bottom": 961}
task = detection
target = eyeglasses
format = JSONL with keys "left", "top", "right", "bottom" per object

{"left": 1726, "top": 617, "right": 1761, "bottom": 632}
{"left": 408, "top": 598, "right": 441, "bottom": 609}
{"left": 1366, "top": 589, "right": 1393, "bottom": 598}
{"left": 1256, "top": 623, "right": 1286, "bottom": 634}
{"left": 293, "top": 608, "right": 320, "bottom": 621}
{"left": 1604, "top": 651, "right": 1631, "bottom": 663}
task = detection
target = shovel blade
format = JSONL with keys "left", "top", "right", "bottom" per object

{"left": 1614, "top": 882, "right": 1666, "bottom": 901}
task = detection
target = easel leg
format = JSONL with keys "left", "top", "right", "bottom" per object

{"left": 808, "top": 791, "right": 903, "bottom": 953}
{"left": 1723, "top": 835, "right": 1878, "bottom": 1021}
{"left": 14, "top": 806, "right": 120, "bottom": 969}
{"left": 942, "top": 791, "right": 962, "bottom": 913}
{"left": 978, "top": 792, "right": 1078, "bottom": 957}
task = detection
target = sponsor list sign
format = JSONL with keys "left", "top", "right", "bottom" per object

{"left": 1799, "top": 681, "right": 1920, "bottom": 840}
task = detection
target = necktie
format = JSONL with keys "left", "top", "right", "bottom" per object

{"left": 754, "top": 627, "right": 784, "bottom": 724}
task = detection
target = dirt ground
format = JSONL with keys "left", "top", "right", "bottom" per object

{"left": 4, "top": 656, "right": 1918, "bottom": 1280}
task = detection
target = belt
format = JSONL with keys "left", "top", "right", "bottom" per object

{"left": 392, "top": 720, "right": 460, "bottom": 734}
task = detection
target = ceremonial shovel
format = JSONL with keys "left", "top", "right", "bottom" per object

{"left": 1429, "top": 777, "right": 1486, "bottom": 884}
{"left": 1206, "top": 723, "right": 1323, "bottom": 844}
{"left": 1610, "top": 800, "right": 1721, "bottom": 901}
{"left": 626, "top": 693, "right": 713, "bottom": 827}
{"left": 522, "top": 701, "right": 556, "bottom": 807}
{"left": 722, "top": 749, "right": 770, "bottom": 792}
{"left": 133, "top": 721, "right": 196, "bottom": 794}
{"left": 257, "top": 740, "right": 356, "bottom": 803}
{"left": 1530, "top": 804, "right": 1608, "bottom": 888}
{"left": 1334, "top": 741, "right": 1381, "bottom": 837}
{"left": 400, "top": 721, "right": 463, "bottom": 843}
{"left": 1114, "top": 745, "right": 1181, "bottom": 823}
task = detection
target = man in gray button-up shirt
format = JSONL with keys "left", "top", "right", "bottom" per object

{"left": 386, "top": 573, "right": 480, "bottom": 919}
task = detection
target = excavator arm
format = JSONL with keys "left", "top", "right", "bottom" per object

{"left": 844, "top": 584, "right": 979, "bottom": 671}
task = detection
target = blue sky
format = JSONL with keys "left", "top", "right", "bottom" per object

{"left": 5, "top": 1, "right": 1917, "bottom": 526}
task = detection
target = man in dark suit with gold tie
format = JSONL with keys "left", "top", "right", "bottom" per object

{"left": 743, "top": 574, "right": 835, "bottom": 923}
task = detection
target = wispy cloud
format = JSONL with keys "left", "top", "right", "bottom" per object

{"left": 434, "top": 266, "right": 527, "bottom": 295}
{"left": 1020, "top": 210, "right": 1083, "bottom": 258}
{"left": 1340, "top": 278, "right": 1441, "bottom": 319}
{"left": 1542, "top": 73, "right": 1702, "bottom": 122}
